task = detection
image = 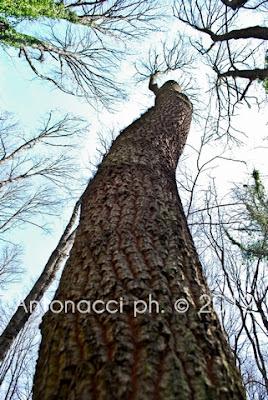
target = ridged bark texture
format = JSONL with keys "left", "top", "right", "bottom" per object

{"left": 33, "top": 81, "right": 246, "bottom": 400}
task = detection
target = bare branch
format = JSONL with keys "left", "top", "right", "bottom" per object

{"left": 219, "top": 68, "right": 268, "bottom": 80}
{"left": 210, "top": 26, "right": 268, "bottom": 42}
{"left": 1, "top": 0, "right": 162, "bottom": 103}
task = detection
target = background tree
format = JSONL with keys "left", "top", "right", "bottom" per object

{"left": 0, "top": 197, "right": 81, "bottom": 362}
{"left": 0, "top": 316, "right": 40, "bottom": 400}
{"left": 174, "top": 0, "right": 268, "bottom": 126}
{"left": 0, "top": 111, "right": 87, "bottom": 397}
{"left": 0, "top": 110, "right": 87, "bottom": 292}
{"left": 0, "top": 0, "right": 159, "bottom": 104}
{"left": 176, "top": 128, "right": 268, "bottom": 398}
{"left": 0, "top": 111, "right": 86, "bottom": 225}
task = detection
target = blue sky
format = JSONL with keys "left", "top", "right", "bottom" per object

{"left": 0, "top": 8, "right": 267, "bottom": 314}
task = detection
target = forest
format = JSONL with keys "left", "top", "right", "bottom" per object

{"left": 0, "top": 1, "right": 267, "bottom": 399}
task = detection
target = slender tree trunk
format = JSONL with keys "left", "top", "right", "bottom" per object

{"left": 32, "top": 81, "right": 246, "bottom": 399}
{"left": 0, "top": 200, "right": 80, "bottom": 362}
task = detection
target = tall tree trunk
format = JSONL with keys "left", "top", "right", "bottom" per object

{"left": 0, "top": 200, "right": 80, "bottom": 362}
{"left": 32, "top": 81, "right": 246, "bottom": 399}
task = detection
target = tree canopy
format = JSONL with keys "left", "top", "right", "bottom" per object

{"left": 0, "top": 0, "right": 158, "bottom": 104}
{"left": 175, "top": 0, "right": 268, "bottom": 125}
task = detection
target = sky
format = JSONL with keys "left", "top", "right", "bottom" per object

{"left": 0, "top": 14, "right": 267, "bottom": 307}
{"left": 0, "top": 5, "right": 268, "bottom": 400}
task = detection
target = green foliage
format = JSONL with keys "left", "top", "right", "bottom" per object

{"left": 0, "top": 17, "right": 42, "bottom": 48}
{"left": 0, "top": 0, "right": 77, "bottom": 22}
{"left": 0, "top": 0, "right": 79, "bottom": 49}
{"left": 227, "top": 170, "right": 268, "bottom": 260}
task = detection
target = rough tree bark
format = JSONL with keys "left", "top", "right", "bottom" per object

{"left": 32, "top": 81, "right": 246, "bottom": 399}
